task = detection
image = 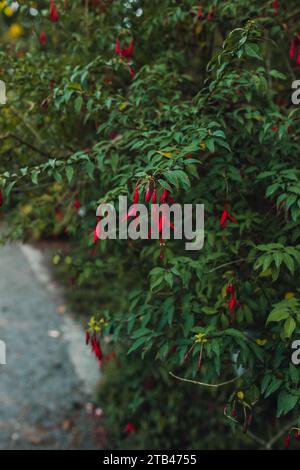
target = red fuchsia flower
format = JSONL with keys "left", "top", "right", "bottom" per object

{"left": 159, "top": 189, "right": 169, "bottom": 203}
{"left": 123, "top": 422, "right": 136, "bottom": 435}
{"left": 93, "top": 216, "right": 101, "bottom": 243}
{"left": 74, "top": 196, "right": 81, "bottom": 211}
{"left": 158, "top": 206, "right": 174, "bottom": 234}
{"left": 272, "top": 0, "right": 279, "bottom": 15}
{"left": 145, "top": 182, "right": 151, "bottom": 202}
{"left": 228, "top": 296, "right": 236, "bottom": 322}
{"left": 220, "top": 203, "right": 238, "bottom": 228}
{"left": 197, "top": 4, "right": 203, "bottom": 19}
{"left": 129, "top": 67, "right": 135, "bottom": 77}
{"left": 85, "top": 331, "right": 90, "bottom": 346}
{"left": 226, "top": 283, "right": 239, "bottom": 322}
{"left": 93, "top": 228, "right": 98, "bottom": 243}
{"left": 39, "top": 31, "right": 47, "bottom": 46}
{"left": 231, "top": 407, "right": 237, "bottom": 418}
{"left": 133, "top": 183, "right": 139, "bottom": 204}
{"left": 49, "top": 0, "right": 59, "bottom": 22}
{"left": 121, "top": 184, "right": 140, "bottom": 222}
{"left": 115, "top": 37, "right": 134, "bottom": 58}
{"left": 289, "top": 35, "right": 300, "bottom": 64}
{"left": 91, "top": 335, "right": 103, "bottom": 363}
{"left": 284, "top": 433, "right": 291, "bottom": 449}
{"left": 152, "top": 188, "right": 157, "bottom": 204}
{"left": 226, "top": 283, "right": 235, "bottom": 295}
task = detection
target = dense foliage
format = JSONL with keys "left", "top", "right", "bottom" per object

{"left": 1, "top": 0, "right": 300, "bottom": 449}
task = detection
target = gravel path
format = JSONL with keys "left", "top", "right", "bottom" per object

{"left": 0, "top": 241, "right": 104, "bottom": 449}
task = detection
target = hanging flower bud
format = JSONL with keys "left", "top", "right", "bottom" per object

{"left": 160, "top": 189, "right": 169, "bottom": 203}
{"left": 49, "top": 0, "right": 59, "bottom": 22}
{"left": 145, "top": 182, "right": 151, "bottom": 202}
{"left": 272, "top": 0, "right": 279, "bottom": 15}
{"left": 197, "top": 5, "right": 203, "bottom": 19}
{"left": 115, "top": 37, "right": 134, "bottom": 58}
{"left": 91, "top": 335, "right": 103, "bottom": 363}
{"left": 74, "top": 196, "right": 81, "bottom": 211}
{"left": 220, "top": 203, "right": 238, "bottom": 228}
{"left": 284, "top": 434, "right": 291, "bottom": 449}
{"left": 231, "top": 407, "right": 237, "bottom": 418}
{"left": 123, "top": 422, "right": 136, "bottom": 434}
{"left": 129, "top": 67, "right": 135, "bottom": 77}
{"left": 39, "top": 31, "right": 47, "bottom": 46}
{"left": 122, "top": 39, "right": 134, "bottom": 58}
{"left": 152, "top": 188, "right": 157, "bottom": 204}
{"left": 226, "top": 283, "right": 235, "bottom": 295}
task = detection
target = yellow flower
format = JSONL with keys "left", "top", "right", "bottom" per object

{"left": 88, "top": 317, "right": 107, "bottom": 333}
{"left": 237, "top": 391, "right": 245, "bottom": 400}
{"left": 0, "top": 1, "right": 7, "bottom": 11}
{"left": 4, "top": 6, "right": 13, "bottom": 16}
{"left": 194, "top": 333, "right": 208, "bottom": 343}
{"left": 8, "top": 23, "right": 23, "bottom": 39}
{"left": 285, "top": 292, "right": 295, "bottom": 300}
{"left": 256, "top": 338, "right": 267, "bottom": 346}
{"left": 52, "top": 255, "right": 61, "bottom": 265}
{"left": 65, "top": 256, "right": 73, "bottom": 265}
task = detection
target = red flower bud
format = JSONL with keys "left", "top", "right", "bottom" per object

{"left": 197, "top": 5, "right": 203, "bottom": 19}
{"left": 91, "top": 335, "right": 103, "bottom": 363}
{"left": 272, "top": 0, "right": 279, "bottom": 13}
{"left": 145, "top": 183, "right": 151, "bottom": 202}
{"left": 94, "top": 228, "right": 98, "bottom": 243}
{"left": 133, "top": 184, "right": 139, "bottom": 204}
{"left": 226, "top": 283, "right": 235, "bottom": 295}
{"left": 231, "top": 408, "right": 236, "bottom": 418}
{"left": 123, "top": 422, "right": 136, "bottom": 434}
{"left": 160, "top": 189, "right": 169, "bottom": 203}
{"left": 39, "top": 31, "right": 47, "bottom": 46}
{"left": 49, "top": 0, "right": 59, "bottom": 22}
{"left": 74, "top": 198, "right": 81, "bottom": 211}
{"left": 152, "top": 188, "right": 157, "bottom": 204}
{"left": 284, "top": 434, "right": 290, "bottom": 450}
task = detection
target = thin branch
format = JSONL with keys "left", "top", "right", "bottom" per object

{"left": 2, "top": 133, "right": 50, "bottom": 158}
{"left": 169, "top": 371, "right": 241, "bottom": 388}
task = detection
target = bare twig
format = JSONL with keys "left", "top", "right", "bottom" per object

{"left": 169, "top": 371, "right": 241, "bottom": 388}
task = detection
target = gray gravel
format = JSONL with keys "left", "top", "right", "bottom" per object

{"left": 0, "top": 242, "right": 104, "bottom": 450}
